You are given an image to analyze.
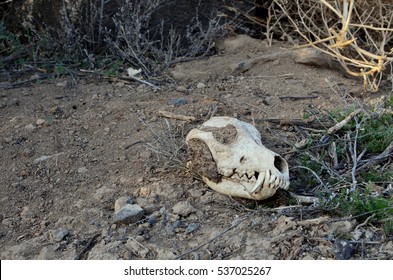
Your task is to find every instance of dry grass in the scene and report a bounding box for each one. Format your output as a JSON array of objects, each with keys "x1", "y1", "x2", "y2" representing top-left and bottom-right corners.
[
  {"x1": 224, "y1": 0, "x2": 393, "y2": 92},
  {"x1": 274, "y1": 0, "x2": 393, "y2": 92}
]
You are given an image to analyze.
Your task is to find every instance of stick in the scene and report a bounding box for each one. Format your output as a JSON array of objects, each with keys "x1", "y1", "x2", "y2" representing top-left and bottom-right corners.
[
  {"x1": 355, "y1": 140, "x2": 393, "y2": 175},
  {"x1": 33, "y1": 152, "x2": 63, "y2": 164},
  {"x1": 157, "y1": 110, "x2": 196, "y2": 122},
  {"x1": 119, "y1": 75, "x2": 161, "y2": 91},
  {"x1": 230, "y1": 50, "x2": 291, "y2": 73},
  {"x1": 327, "y1": 109, "x2": 362, "y2": 135},
  {"x1": 243, "y1": 73, "x2": 294, "y2": 79},
  {"x1": 279, "y1": 96, "x2": 319, "y2": 101},
  {"x1": 0, "y1": 74, "x2": 52, "y2": 90},
  {"x1": 79, "y1": 69, "x2": 161, "y2": 90},
  {"x1": 174, "y1": 214, "x2": 251, "y2": 259},
  {"x1": 74, "y1": 234, "x2": 100, "y2": 260}
]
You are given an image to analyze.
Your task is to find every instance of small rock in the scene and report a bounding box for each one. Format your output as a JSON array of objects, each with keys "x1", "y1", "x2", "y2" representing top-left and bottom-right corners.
[
  {"x1": 134, "y1": 235, "x2": 145, "y2": 243},
  {"x1": 114, "y1": 204, "x2": 144, "y2": 224},
  {"x1": 125, "y1": 239, "x2": 149, "y2": 258},
  {"x1": 49, "y1": 228, "x2": 69, "y2": 242},
  {"x1": 176, "y1": 85, "x2": 187, "y2": 93},
  {"x1": 20, "y1": 206, "x2": 36, "y2": 220},
  {"x1": 165, "y1": 220, "x2": 182, "y2": 235},
  {"x1": 22, "y1": 148, "x2": 35, "y2": 158},
  {"x1": 36, "y1": 119, "x2": 46, "y2": 126},
  {"x1": 2, "y1": 218, "x2": 12, "y2": 226},
  {"x1": 172, "y1": 201, "x2": 196, "y2": 217},
  {"x1": 114, "y1": 196, "x2": 134, "y2": 213},
  {"x1": 168, "y1": 98, "x2": 187, "y2": 107},
  {"x1": 196, "y1": 82, "x2": 206, "y2": 89},
  {"x1": 77, "y1": 167, "x2": 88, "y2": 173},
  {"x1": 25, "y1": 124, "x2": 36, "y2": 131},
  {"x1": 93, "y1": 186, "x2": 115, "y2": 202},
  {"x1": 301, "y1": 254, "x2": 315, "y2": 260},
  {"x1": 172, "y1": 220, "x2": 182, "y2": 229},
  {"x1": 334, "y1": 240, "x2": 355, "y2": 260},
  {"x1": 147, "y1": 215, "x2": 157, "y2": 226},
  {"x1": 185, "y1": 223, "x2": 199, "y2": 234},
  {"x1": 139, "y1": 186, "x2": 151, "y2": 196},
  {"x1": 56, "y1": 81, "x2": 67, "y2": 87},
  {"x1": 188, "y1": 188, "x2": 204, "y2": 198}
]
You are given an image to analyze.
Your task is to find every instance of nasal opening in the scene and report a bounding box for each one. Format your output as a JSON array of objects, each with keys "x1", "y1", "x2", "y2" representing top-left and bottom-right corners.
[{"x1": 274, "y1": 155, "x2": 287, "y2": 172}]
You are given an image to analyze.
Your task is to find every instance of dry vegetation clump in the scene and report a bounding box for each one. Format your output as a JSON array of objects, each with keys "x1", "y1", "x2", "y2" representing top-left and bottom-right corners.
[{"x1": 225, "y1": 0, "x2": 393, "y2": 92}]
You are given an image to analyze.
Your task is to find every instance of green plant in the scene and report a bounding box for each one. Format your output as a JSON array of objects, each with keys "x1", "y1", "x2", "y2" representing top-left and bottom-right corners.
[{"x1": 0, "y1": 21, "x2": 21, "y2": 55}]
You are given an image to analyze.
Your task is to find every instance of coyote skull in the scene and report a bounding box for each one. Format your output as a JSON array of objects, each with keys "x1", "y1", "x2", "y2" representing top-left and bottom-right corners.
[{"x1": 186, "y1": 117, "x2": 289, "y2": 200}]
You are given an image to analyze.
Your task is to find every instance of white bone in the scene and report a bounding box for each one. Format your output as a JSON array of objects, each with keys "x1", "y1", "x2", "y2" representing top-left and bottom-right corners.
[{"x1": 186, "y1": 117, "x2": 290, "y2": 200}]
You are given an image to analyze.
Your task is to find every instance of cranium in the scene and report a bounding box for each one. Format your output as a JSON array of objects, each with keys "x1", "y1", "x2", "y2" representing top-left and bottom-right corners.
[{"x1": 186, "y1": 117, "x2": 289, "y2": 200}]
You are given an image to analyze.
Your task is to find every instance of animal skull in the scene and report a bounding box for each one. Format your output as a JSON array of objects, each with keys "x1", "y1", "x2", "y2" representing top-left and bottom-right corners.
[{"x1": 186, "y1": 117, "x2": 289, "y2": 200}]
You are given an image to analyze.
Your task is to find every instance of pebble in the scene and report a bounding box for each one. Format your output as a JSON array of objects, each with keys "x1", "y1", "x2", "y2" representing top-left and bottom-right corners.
[
  {"x1": 172, "y1": 220, "x2": 182, "y2": 229},
  {"x1": 114, "y1": 196, "x2": 134, "y2": 213},
  {"x1": 25, "y1": 124, "x2": 36, "y2": 131},
  {"x1": 196, "y1": 82, "x2": 206, "y2": 89},
  {"x1": 176, "y1": 86, "x2": 187, "y2": 93},
  {"x1": 22, "y1": 148, "x2": 35, "y2": 158},
  {"x1": 56, "y1": 81, "x2": 67, "y2": 87},
  {"x1": 139, "y1": 186, "x2": 151, "y2": 196},
  {"x1": 172, "y1": 201, "x2": 196, "y2": 217},
  {"x1": 185, "y1": 223, "x2": 199, "y2": 234},
  {"x1": 36, "y1": 119, "x2": 46, "y2": 126},
  {"x1": 93, "y1": 186, "x2": 116, "y2": 203},
  {"x1": 114, "y1": 204, "x2": 144, "y2": 224},
  {"x1": 333, "y1": 240, "x2": 354, "y2": 260},
  {"x1": 168, "y1": 98, "x2": 187, "y2": 107},
  {"x1": 20, "y1": 206, "x2": 36, "y2": 220},
  {"x1": 77, "y1": 167, "x2": 88, "y2": 173},
  {"x1": 147, "y1": 215, "x2": 157, "y2": 226},
  {"x1": 49, "y1": 228, "x2": 69, "y2": 242},
  {"x1": 165, "y1": 220, "x2": 181, "y2": 235}
]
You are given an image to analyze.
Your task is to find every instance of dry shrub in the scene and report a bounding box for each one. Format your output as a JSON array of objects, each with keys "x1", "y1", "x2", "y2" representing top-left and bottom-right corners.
[{"x1": 273, "y1": 0, "x2": 393, "y2": 92}]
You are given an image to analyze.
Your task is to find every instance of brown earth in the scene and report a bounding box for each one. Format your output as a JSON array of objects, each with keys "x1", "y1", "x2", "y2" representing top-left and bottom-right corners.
[{"x1": 1, "y1": 35, "x2": 392, "y2": 260}]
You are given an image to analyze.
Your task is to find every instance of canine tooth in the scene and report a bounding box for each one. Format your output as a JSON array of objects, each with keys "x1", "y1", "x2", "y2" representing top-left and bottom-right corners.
[
  {"x1": 250, "y1": 176, "x2": 256, "y2": 183},
  {"x1": 251, "y1": 171, "x2": 265, "y2": 193},
  {"x1": 241, "y1": 174, "x2": 248, "y2": 181},
  {"x1": 247, "y1": 171, "x2": 254, "y2": 179},
  {"x1": 263, "y1": 169, "x2": 271, "y2": 189}
]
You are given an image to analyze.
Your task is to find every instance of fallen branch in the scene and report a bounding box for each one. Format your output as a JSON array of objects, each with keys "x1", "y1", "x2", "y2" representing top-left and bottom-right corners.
[
  {"x1": 157, "y1": 110, "x2": 196, "y2": 122},
  {"x1": 79, "y1": 69, "x2": 161, "y2": 90},
  {"x1": 355, "y1": 140, "x2": 393, "y2": 175},
  {"x1": 327, "y1": 109, "x2": 362, "y2": 135}
]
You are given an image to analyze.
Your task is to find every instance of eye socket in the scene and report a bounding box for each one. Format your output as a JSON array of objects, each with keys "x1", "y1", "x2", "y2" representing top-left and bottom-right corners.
[{"x1": 274, "y1": 155, "x2": 287, "y2": 172}]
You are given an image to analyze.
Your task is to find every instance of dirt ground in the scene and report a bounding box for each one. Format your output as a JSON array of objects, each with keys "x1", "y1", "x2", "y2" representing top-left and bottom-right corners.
[{"x1": 1, "y1": 35, "x2": 392, "y2": 260}]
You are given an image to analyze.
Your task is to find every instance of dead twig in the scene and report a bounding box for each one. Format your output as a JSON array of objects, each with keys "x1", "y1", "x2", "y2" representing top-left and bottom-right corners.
[
  {"x1": 174, "y1": 214, "x2": 251, "y2": 259},
  {"x1": 327, "y1": 109, "x2": 362, "y2": 135},
  {"x1": 355, "y1": 140, "x2": 393, "y2": 175},
  {"x1": 79, "y1": 69, "x2": 161, "y2": 90},
  {"x1": 157, "y1": 110, "x2": 196, "y2": 122}
]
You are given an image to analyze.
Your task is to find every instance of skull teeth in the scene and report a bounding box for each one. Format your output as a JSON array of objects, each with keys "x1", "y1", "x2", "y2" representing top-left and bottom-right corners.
[
  {"x1": 220, "y1": 168, "x2": 234, "y2": 177},
  {"x1": 225, "y1": 168, "x2": 289, "y2": 192}
]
